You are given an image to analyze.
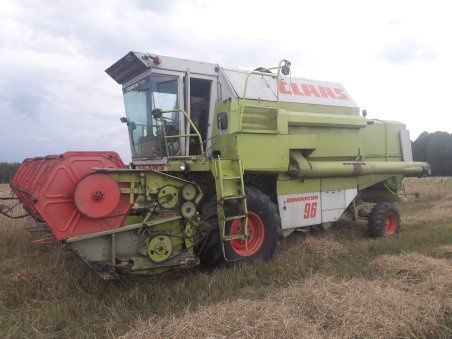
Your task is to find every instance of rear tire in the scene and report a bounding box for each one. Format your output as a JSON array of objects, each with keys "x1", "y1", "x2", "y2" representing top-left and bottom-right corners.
[{"x1": 368, "y1": 202, "x2": 400, "y2": 237}]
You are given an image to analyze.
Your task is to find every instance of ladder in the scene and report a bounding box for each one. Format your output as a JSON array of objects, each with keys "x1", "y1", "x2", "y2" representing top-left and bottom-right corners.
[{"x1": 212, "y1": 157, "x2": 249, "y2": 260}]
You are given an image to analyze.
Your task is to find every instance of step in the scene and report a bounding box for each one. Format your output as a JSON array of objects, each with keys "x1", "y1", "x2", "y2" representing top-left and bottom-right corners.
[
  {"x1": 240, "y1": 128, "x2": 278, "y2": 134},
  {"x1": 242, "y1": 113, "x2": 272, "y2": 122},
  {"x1": 222, "y1": 195, "x2": 245, "y2": 201},
  {"x1": 222, "y1": 233, "x2": 246, "y2": 241},
  {"x1": 225, "y1": 214, "x2": 247, "y2": 222}
]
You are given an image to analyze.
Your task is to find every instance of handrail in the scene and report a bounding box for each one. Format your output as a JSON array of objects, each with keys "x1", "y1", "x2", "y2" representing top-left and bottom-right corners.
[
  {"x1": 161, "y1": 108, "x2": 205, "y2": 159},
  {"x1": 238, "y1": 59, "x2": 290, "y2": 131},
  {"x1": 160, "y1": 119, "x2": 171, "y2": 159}
]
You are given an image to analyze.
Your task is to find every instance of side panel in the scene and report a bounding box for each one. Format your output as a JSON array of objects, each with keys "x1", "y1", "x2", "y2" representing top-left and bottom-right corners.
[
  {"x1": 400, "y1": 130, "x2": 413, "y2": 162},
  {"x1": 277, "y1": 177, "x2": 357, "y2": 229},
  {"x1": 289, "y1": 125, "x2": 362, "y2": 160},
  {"x1": 320, "y1": 188, "x2": 357, "y2": 223},
  {"x1": 278, "y1": 192, "x2": 321, "y2": 229},
  {"x1": 237, "y1": 134, "x2": 289, "y2": 172},
  {"x1": 360, "y1": 120, "x2": 405, "y2": 162}
]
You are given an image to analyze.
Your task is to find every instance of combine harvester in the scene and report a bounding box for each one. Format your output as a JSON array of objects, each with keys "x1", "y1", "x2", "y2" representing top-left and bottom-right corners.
[{"x1": 4, "y1": 52, "x2": 430, "y2": 278}]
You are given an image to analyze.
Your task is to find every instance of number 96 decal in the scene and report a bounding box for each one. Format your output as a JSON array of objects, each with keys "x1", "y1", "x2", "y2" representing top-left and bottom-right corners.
[{"x1": 303, "y1": 202, "x2": 318, "y2": 219}]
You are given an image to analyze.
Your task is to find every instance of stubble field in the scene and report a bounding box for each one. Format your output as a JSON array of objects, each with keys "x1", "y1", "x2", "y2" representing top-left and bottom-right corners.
[{"x1": 0, "y1": 177, "x2": 451, "y2": 338}]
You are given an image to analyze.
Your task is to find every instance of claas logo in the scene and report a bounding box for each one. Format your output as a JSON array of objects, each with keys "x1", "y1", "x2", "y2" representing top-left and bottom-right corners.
[{"x1": 279, "y1": 81, "x2": 348, "y2": 100}]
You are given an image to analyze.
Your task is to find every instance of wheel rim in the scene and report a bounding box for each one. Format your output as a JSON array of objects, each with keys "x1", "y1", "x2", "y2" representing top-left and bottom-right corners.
[
  {"x1": 384, "y1": 213, "x2": 397, "y2": 235},
  {"x1": 230, "y1": 212, "x2": 265, "y2": 256}
]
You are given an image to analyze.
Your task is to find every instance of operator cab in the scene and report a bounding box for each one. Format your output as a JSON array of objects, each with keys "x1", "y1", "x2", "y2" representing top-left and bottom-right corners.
[
  {"x1": 106, "y1": 52, "x2": 219, "y2": 167},
  {"x1": 122, "y1": 74, "x2": 179, "y2": 158}
]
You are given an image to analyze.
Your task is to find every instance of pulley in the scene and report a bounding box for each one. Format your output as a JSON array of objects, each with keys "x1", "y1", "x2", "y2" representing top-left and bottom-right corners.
[
  {"x1": 157, "y1": 185, "x2": 179, "y2": 209},
  {"x1": 147, "y1": 235, "x2": 173, "y2": 262},
  {"x1": 181, "y1": 184, "x2": 197, "y2": 201},
  {"x1": 181, "y1": 201, "x2": 197, "y2": 219}
]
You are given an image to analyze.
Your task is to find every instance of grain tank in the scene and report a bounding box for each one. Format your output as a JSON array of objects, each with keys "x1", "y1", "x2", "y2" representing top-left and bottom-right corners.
[{"x1": 7, "y1": 52, "x2": 429, "y2": 277}]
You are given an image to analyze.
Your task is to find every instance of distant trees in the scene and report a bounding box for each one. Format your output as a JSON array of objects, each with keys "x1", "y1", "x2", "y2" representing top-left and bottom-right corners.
[
  {"x1": 413, "y1": 131, "x2": 452, "y2": 176},
  {"x1": 0, "y1": 163, "x2": 20, "y2": 183}
]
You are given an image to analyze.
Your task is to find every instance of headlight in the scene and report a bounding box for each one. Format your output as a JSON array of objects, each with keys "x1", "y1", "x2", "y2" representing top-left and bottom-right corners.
[{"x1": 179, "y1": 161, "x2": 189, "y2": 172}]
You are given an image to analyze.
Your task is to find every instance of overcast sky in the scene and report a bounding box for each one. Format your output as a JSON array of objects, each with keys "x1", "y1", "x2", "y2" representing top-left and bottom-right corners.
[{"x1": 1, "y1": 0, "x2": 451, "y2": 162}]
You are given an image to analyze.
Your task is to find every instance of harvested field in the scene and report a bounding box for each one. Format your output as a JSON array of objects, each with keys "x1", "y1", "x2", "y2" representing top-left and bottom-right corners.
[{"x1": 0, "y1": 178, "x2": 452, "y2": 338}]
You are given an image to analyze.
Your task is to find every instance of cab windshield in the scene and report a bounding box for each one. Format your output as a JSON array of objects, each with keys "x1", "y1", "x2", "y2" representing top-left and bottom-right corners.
[{"x1": 123, "y1": 74, "x2": 179, "y2": 159}]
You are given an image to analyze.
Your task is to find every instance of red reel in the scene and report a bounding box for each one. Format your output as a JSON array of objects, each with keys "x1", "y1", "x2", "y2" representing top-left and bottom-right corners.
[
  {"x1": 10, "y1": 151, "x2": 131, "y2": 241},
  {"x1": 74, "y1": 173, "x2": 121, "y2": 219}
]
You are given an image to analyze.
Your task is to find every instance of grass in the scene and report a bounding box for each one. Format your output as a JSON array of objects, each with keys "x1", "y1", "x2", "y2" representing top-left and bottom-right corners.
[{"x1": 0, "y1": 178, "x2": 452, "y2": 338}]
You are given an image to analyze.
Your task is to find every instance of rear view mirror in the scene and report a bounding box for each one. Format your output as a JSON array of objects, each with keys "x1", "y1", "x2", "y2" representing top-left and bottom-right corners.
[
  {"x1": 129, "y1": 121, "x2": 136, "y2": 130},
  {"x1": 151, "y1": 108, "x2": 163, "y2": 119},
  {"x1": 217, "y1": 112, "x2": 228, "y2": 131},
  {"x1": 120, "y1": 117, "x2": 136, "y2": 130}
]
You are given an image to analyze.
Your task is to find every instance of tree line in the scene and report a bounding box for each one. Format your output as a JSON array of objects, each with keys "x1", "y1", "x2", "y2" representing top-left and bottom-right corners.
[
  {"x1": 412, "y1": 131, "x2": 452, "y2": 176},
  {"x1": 0, "y1": 163, "x2": 21, "y2": 183}
]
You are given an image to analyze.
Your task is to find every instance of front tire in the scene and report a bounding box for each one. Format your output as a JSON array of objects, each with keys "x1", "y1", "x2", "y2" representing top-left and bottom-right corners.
[
  {"x1": 223, "y1": 187, "x2": 279, "y2": 263},
  {"x1": 200, "y1": 187, "x2": 280, "y2": 268},
  {"x1": 368, "y1": 202, "x2": 401, "y2": 237}
]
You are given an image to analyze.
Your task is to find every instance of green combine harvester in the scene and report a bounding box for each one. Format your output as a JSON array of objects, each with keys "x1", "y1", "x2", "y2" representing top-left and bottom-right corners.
[{"x1": 7, "y1": 52, "x2": 430, "y2": 278}]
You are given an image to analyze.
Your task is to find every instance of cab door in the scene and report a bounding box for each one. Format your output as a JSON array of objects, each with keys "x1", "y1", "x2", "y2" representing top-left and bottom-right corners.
[
  {"x1": 149, "y1": 68, "x2": 186, "y2": 158},
  {"x1": 183, "y1": 72, "x2": 217, "y2": 157}
]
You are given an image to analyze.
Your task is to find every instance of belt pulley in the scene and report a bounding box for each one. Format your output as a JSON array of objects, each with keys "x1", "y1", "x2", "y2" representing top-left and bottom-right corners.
[{"x1": 156, "y1": 185, "x2": 179, "y2": 209}]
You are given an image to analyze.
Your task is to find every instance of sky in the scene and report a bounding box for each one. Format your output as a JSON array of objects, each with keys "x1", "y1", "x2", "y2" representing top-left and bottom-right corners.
[{"x1": 0, "y1": 0, "x2": 451, "y2": 162}]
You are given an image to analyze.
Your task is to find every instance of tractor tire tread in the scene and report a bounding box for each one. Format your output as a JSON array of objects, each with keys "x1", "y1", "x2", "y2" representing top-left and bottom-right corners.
[
  {"x1": 200, "y1": 186, "x2": 281, "y2": 269},
  {"x1": 368, "y1": 202, "x2": 401, "y2": 237}
]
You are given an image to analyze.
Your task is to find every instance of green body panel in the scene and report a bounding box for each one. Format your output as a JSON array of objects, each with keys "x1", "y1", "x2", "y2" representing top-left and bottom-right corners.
[
  {"x1": 320, "y1": 177, "x2": 358, "y2": 191},
  {"x1": 279, "y1": 101, "x2": 360, "y2": 116},
  {"x1": 286, "y1": 111, "x2": 367, "y2": 129},
  {"x1": 360, "y1": 121, "x2": 405, "y2": 161},
  {"x1": 210, "y1": 99, "x2": 419, "y2": 174},
  {"x1": 210, "y1": 98, "x2": 405, "y2": 174},
  {"x1": 277, "y1": 176, "x2": 321, "y2": 194},
  {"x1": 236, "y1": 134, "x2": 289, "y2": 172}
]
